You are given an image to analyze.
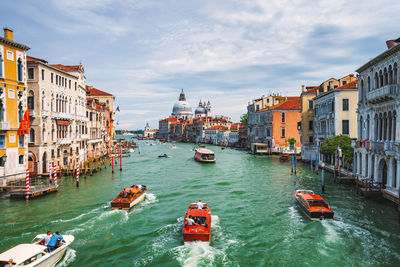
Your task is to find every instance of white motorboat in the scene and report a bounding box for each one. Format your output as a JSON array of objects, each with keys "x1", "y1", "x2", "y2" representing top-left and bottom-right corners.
[{"x1": 0, "y1": 234, "x2": 74, "y2": 267}]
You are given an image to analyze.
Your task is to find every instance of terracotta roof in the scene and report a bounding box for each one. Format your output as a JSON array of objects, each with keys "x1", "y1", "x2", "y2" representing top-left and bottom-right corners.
[
  {"x1": 275, "y1": 96, "x2": 300, "y2": 100},
  {"x1": 206, "y1": 125, "x2": 228, "y2": 130},
  {"x1": 230, "y1": 123, "x2": 241, "y2": 131},
  {"x1": 160, "y1": 117, "x2": 178, "y2": 122},
  {"x1": 304, "y1": 86, "x2": 319, "y2": 93},
  {"x1": 86, "y1": 85, "x2": 113, "y2": 96},
  {"x1": 259, "y1": 98, "x2": 301, "y2": 111},
  {"x1": 50, "y1": 64, "x2": 83, "y2": 71},
  {"x1": 335, "y1": 79, "x2": 359, "y2": 90},
  {"x1": 27, "y1": 56, "x2": 47, "y2": 63}
]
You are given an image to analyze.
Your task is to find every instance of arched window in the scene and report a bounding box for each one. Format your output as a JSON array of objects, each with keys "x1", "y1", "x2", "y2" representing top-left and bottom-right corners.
[
  {"x1": 384, "y1": 67, "x2": 388, "y2": 85},
  {"x1": 375, "y1": 72, "x2": 378, "y2": 88},
  {"x1": 366, "y1": 115, "x2": 370, "y2": 139},
  {"x1": 379, "y1": 70, "x2": 383, "y2": 87},
  {"x1": 0, "y1": 53, "x2": 3, "y2": 77},
  {"x1": 18, "y1": 103, "x2": 23, "y2": 122},
  {"x1": 394, "y1": 63, "x2": 398, "y2": 85},
  {"x1": 42, "y1": 127, "x2": 46, "y2": 143},
  {"x1": 0, "y1": 100, "x2": 4, "y2": 121},
  {"x1": 19, "y1": 155, "x2": 24, "y2": 165},
  {"x1": 359, "y1": 80, "x2": 364, "y2": 100},
  {"x1": 367, "y1": 76, "x2": 371, "y2": 91},
  {"x1": 389, "y1": 65, "x2": 393, "y2": 84},
  {"x1": 359, "y1": 116, "x2": 363, "y2": 139},
  {"x1": 28, "y1": 91, "x2": 34, "y2": 110},
  {"x1": 17, "y1": 58, "x2": 23, "y2": 82},
  {"x1": 30, "y1": 128, "x2": 35, "y2": 144}
]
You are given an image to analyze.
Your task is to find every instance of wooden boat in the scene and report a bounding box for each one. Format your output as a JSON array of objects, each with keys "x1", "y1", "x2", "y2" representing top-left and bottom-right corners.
[
  {"x1": 111, "y1": 185, "x2": 148, "y2": 210},
  {"x1": 295, "y1": 190, "x2": 334, "y2": 220},
  {"x1": 158, "y1": 154, "x2": 168, "y2": 158},
  {"x1": 221, "y1": 146, "x2": 225, "y2": 150},
  {"x1": 194, "y1": 148, "x2": 216, "y2": 163},
  {"x1": 183, "y1": 203, "x2": 212, "y2": 242},
  {"x1": 199, "y1": 144, "x2": 206, "y2": 148},
  {"x1": 0, "y1": 234, "x2": 74, "y2": 266},
  {"x1": 279, "y1": 154, "x2": 290, "y2": 161}
]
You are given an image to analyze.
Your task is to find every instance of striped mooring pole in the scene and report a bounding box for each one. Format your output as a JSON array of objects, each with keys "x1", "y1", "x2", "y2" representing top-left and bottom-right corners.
[
  {"x1": 25, "y1": 168, "x2": 30, "y2": 200},
  {"x1": 54, "y1": 163, "x2": 58, "y2": 187},
  {"x1": 49, "y1": 161, "x2": 53, "y2": 182},
  {"x1": 76, "y1": 163, "x2": 79, "y2": 187}
]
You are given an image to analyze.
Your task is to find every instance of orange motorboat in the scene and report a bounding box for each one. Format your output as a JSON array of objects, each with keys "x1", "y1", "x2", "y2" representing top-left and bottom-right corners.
[
  {"x1": 111, "y1": 185, "x2": 148, "y2": 210},
  {"x1": 199, "y1": 144, "x2": 206, "y2": 148},
  {"x1": 279, "y1": 154, "x2": 290, "y2": 161},
  {"x1": 295, "y1": 190, "x2": 334, "y2": 220},
  {"x1": 183, "y1": 203, "x2": 212, "y2": 242}
]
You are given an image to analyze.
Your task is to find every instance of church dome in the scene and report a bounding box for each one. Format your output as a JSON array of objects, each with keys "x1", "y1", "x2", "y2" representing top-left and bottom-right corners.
[
  {"x1": 171, "y1": 89, "x2": 193, "y2": 119},
  {"x1": 195, "y1": 106, "x2": 206, "y2": 115}
]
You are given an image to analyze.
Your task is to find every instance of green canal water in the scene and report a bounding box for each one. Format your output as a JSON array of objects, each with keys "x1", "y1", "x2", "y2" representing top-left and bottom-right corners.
[{"x1": 1, "y1": 140, "x2": 400, "y2": 266}]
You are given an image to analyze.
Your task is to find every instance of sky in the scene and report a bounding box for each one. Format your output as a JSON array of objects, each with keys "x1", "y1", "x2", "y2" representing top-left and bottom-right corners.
[{"x1": 3, "y1": 0, "x2": 400, "y2": 129}]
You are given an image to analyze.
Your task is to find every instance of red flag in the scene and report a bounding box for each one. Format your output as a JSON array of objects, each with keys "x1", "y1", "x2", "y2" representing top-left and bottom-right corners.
[{"x1": 18, "y1": 106, "x2": 30, "y2": 138}]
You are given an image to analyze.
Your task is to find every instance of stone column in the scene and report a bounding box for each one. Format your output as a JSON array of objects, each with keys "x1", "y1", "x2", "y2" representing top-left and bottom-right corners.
[
  {"x1": 396, "y1": 158, "x2": 400, "y2": 191},
  {"x1": 393, "y1": 114, "x2": 396, "y2": 142}
]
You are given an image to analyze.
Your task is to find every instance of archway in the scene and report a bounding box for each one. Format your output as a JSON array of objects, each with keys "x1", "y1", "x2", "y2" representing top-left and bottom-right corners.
[
  {"x1": 42, "y1": 152, "x2": 47, "y2": 173},
  {"x1": 378, "y1": 158, "x2": 388, "y2": 188},
  {"x1": 63, "y1": 150, "x2": 69, "y2": 167},
  {"x1": 28, "y1": 152, "x2": 37, "y2": 174}
]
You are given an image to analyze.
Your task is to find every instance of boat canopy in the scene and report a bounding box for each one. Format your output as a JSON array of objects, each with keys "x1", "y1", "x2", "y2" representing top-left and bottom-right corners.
[
  {"x1": 0, "y1": 244, "x2": 47, "y2": 264},
  {"x1": 196, "y1": 148, "x2": 214, "y2": 154}
]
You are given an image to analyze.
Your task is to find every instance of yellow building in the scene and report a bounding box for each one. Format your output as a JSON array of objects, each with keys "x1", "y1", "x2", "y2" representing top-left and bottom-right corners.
[{"x1": 0, "y1": 28, "x2": 30, "y2": 183}]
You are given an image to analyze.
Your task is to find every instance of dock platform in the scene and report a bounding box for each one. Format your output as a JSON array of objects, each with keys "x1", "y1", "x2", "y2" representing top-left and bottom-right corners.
[{"x1": 9, "y1": 184, "x2": 58, "y2": 199}]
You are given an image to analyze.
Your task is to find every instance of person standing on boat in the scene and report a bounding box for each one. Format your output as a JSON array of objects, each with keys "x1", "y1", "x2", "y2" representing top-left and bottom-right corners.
[
  {"x1": 47, "y1": 231, "x2": 64, "y2": 252},
  {"x1": 122, "y1": 188, "x2": 128, "y2": 198},
  {"x1": 44, "y1": 231, "x2": 52, "y2": 246},
  {"x1": 196, "y1": 199, "x2": 203, "y2": 209}
]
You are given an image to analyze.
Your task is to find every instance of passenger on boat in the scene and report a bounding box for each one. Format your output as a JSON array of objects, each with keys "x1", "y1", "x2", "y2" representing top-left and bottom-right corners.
[
  {"x1": 47, "y1": 231, "x2": 64, "y2": 252},
  {"x1": 122, "y1": 188, "x2": 128, "y2": 198},
  {"x1": 4, "y1": 259, "x2": 14, "y2": 267},
  {"x1": 196, "y1": 199, "x2": 203, "y2": 209},
  {"x1": 44, "y1": 231, "x2": 52, "y2": 246},
  {"x1": 186, "y1": 215, "x2": 197, "y2": 226},
  {"x1": 138, "y1": 185, "x2": 142, "y2": 190}
]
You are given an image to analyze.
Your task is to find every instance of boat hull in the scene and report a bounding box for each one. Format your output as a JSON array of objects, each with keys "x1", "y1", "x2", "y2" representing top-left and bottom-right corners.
[
  {"x1": 296, "y1": 198, "x2": 334, "y2": 220},
  {"x1": 111, "y1": 189, "x2": 147, "y2": 210},
  {"x1": 194, "y1": 156, "x2": 216, "y2": 163},
  {"x1": 183, "y1": 232, "x2": 211, "y2": 242},
  {"x1": 182, "y1": 204, "x2": 212, "y2": 242},
  {"x1": 32, "y1": 247, "x2": 68, "y2": 267}
]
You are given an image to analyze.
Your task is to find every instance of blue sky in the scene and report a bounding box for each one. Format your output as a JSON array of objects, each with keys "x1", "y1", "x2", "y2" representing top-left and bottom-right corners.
[{"x1": 3, "y1": 0, "x2": 400, "y2": 129}]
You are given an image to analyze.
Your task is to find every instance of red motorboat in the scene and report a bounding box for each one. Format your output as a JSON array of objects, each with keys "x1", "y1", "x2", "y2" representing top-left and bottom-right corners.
[
  {"x1": 183, "y1": 203, "x2": 212, "y2": 242},
  {"x1": 295, "y1": 190, "x2": 334, "y2": 220},
  {"x1": 194, "y1": 148, "x2": 216, "y2": 163}
]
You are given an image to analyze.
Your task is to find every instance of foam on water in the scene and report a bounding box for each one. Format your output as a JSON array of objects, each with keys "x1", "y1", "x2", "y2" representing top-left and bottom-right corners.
[
  {"x1": 56, "y1": 248, "x2": 76, "y2": 267},
  {"x1": 174, "y1": 241, "x2": 217, "y2": 267},
  {"x1": 51, "y1": 206, "x2": 103, "y2": 224}
]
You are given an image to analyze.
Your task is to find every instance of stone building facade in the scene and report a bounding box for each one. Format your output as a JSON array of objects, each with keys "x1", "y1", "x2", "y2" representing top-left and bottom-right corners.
[
  {"x1": 27, "y1": 56, "x2": 88, "y2": 173},
  {"x1": 354, "y1": 38, "x2": 400, "y2": 203}
]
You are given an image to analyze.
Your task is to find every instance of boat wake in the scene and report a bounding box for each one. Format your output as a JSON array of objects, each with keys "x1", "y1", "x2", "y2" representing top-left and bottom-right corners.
[
  {"x1": 143, "y1": 193, "x2": 157, "y2": 205},
  {"x1": 50, "y1": 206, "x2": 103, "y2": 224},
  {"x1": 56, "y1": 248, "x2": 76, "y2": 267},
  {"x1": 173, "y1": 241, "x2": 218, "y2": 267}
]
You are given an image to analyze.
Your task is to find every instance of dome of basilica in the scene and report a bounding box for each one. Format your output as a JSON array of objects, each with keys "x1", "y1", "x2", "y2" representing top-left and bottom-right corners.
[{"x1": 171, "y1": 89, "x2": 193, "y2": 120}]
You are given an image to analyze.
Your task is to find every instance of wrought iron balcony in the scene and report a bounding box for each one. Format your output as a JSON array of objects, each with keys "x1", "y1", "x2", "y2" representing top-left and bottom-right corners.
[{"x1": 367, "y1": 84, "x2": 398, "y2": 103}]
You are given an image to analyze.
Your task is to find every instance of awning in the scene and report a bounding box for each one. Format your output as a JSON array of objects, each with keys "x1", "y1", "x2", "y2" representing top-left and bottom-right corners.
[{"x1": 57, "y1": 120, "x2": 70, "y2": 126}]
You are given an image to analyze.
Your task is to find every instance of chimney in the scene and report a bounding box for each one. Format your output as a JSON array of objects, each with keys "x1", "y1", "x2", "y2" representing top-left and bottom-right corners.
[
  {"x1": 386, "y1": 40, "x2": 398, "y2": 49},
  {"x1": 301, "y1": 85, "x2": 305, "y2": 92},
  {"x1": 3, "y1": 27, "x2": 13, "y2": 40}
]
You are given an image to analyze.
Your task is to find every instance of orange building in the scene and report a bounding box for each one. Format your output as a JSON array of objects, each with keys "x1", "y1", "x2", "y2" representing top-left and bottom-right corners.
[{"x1": 257, "y1": 98, "x2": 301, "y2": 152}]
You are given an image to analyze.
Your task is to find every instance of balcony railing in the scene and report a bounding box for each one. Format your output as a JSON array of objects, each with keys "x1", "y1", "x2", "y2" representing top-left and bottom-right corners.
[
  {"x1": 42, "y1": 110, "x2": 49, "y2": 117},
  {"x1": 0, "y1": 121, "x2": 10, "y2": 130},
  {"x1": 53, "y1": 112, "x2": 73, "y2": 120},
  {"x1": 367, "y1": 84, "x2": 398, "y2": 103},
  {"x1": 59, "y1": 138, "x2": 72, "y2": 145}
]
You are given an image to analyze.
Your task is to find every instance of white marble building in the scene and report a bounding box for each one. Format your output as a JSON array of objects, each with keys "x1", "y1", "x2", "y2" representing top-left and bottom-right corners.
[{"x1": 354, "y1": 38, "x2": 400, "y2": 202}]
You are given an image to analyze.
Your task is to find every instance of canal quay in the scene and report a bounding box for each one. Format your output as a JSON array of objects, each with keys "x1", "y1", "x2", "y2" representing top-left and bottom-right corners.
[{"x1": 1, "y1": 140, "x2": 400, "y2": 267}]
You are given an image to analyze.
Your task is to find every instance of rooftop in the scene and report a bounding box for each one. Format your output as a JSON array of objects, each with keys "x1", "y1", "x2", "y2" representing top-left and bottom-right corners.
[
  {"x1": 86, "y1": 85, "x2": 114, "y2": 97},
  {"x1": 50, "y1": 64, "x2": 83, "y2": 72},
  {"x1": 258, "y1": 98, "x2": 301, "y2": 111},
  {"x1": 206, "y1": 125, "x2": 228, "y2": 130}
]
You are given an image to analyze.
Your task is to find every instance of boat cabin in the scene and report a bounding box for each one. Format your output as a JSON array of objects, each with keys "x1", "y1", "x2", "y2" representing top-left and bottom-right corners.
[
  {"x1": 250, "y1": 143, "x2": 269, "y2": 154},
  {"x1": 0, "y1": 244, "x2": 48, "y2": 266}
]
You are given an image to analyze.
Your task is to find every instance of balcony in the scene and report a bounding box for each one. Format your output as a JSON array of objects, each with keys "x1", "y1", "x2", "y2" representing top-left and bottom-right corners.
[
  {"x1": 53, "y1": 112, "x2": 73, "y2": 120},
  {"x1": 0, "y1": 121, "x2": 10, "y2": 130},
  {"x1": 29, "y1": 109, "x2": 36, "y2": 117},
  {"x1": 367, "y1": 84, "x2": 398, "y2": 104},
  {"x1": 59, "y1": 138, "x2": 72, "y2": 145},
  {"x1": 42, "y1": 110, "x2": 49, "y2": 117},
  {"x1": 88, "y1": 138, "x2": 103, "y2": 144}
]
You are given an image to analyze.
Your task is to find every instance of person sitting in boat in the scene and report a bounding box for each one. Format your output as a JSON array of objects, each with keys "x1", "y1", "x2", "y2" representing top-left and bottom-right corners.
[
  {"x1": 122, "y1": 188, "x2": 128, "y2": 198},
  {"x1": 44, "y1": 231, "x2": 52, "y2": 246},
  {"x1": 186, "y1": 215, "x2": 197, "y2": 226},
  {"x1": 196, "y1": 199, "x2": 203, "y2": 209},
  {"x1": 47, "y1": 231, "x2": 64, "y2": 252},
  {"x1": 4, "y1": 259, "x2": 14, "y2": 267}
]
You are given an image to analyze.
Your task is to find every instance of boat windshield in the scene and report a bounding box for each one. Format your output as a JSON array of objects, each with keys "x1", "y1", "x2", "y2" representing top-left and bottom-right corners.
[
  {"x1": 193, "y1": 216, "x2": 207, "y2": 226},
  {"x1": 308, "y1": 200, "x2": 329, "y2": 208}
]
